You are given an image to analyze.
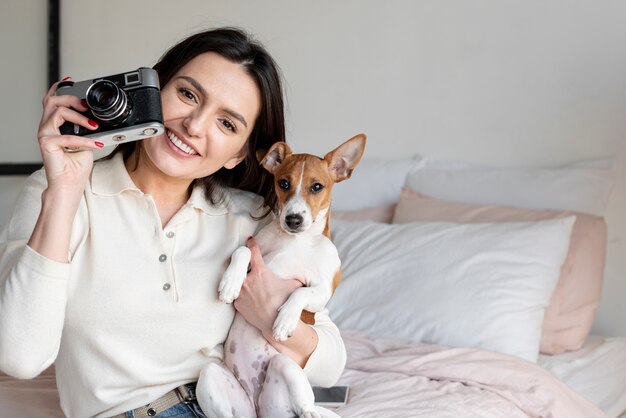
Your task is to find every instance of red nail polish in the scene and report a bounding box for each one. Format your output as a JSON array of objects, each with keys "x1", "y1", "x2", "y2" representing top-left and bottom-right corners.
[
  {"x1": 61, "y1": 76, "x2": 72, "y2": 81},
  {"x1": 88, "y1": 120, "x2": 99, "y2": 128},
  {"x1": 81, "y1": 99, "x2": 88, "y2": 108},
  {"x1": 95, "y1": 141, "x2": 104, "y2": 148},
  {"x1": 247, "y1": 236, "x2": 253, "y2": 241}
]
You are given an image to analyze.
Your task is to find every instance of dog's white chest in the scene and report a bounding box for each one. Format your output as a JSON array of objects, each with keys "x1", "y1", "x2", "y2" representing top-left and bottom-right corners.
[{"x1": 257, "y1": 227, "x2": 340, "y2": 287}]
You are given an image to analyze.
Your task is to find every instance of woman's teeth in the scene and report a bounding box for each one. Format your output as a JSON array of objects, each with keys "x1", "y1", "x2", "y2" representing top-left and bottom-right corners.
[{"x1": 167, "y1": 131, "x2": 198, "y2": 155}]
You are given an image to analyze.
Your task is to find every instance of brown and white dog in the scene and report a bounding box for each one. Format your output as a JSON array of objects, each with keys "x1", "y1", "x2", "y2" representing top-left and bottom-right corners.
[{"x1": 197, "y1": 134, "x2": 366, "y2": 418}]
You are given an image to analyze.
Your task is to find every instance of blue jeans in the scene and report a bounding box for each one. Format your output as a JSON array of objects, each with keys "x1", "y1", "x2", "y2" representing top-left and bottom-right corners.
[{"x1": 124, "y1": 401, "x2": 207, "y2": 418}]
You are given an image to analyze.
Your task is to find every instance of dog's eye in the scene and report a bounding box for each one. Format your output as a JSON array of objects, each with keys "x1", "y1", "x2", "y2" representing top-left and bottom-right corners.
[
  {"x1": 310, "y1": 183, "x2": 324, "y2": 194},
  {"x1": 278, "y1": 179, "x2": 290, "y2": 190}
]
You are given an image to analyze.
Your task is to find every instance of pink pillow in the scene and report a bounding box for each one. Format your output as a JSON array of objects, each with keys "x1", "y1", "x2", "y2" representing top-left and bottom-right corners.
[
  {"x1": 393, "y1": 189, "x2": 607, "y2": 355},
  {"x1": 332, "y1": 203, "x2": 396, "y2": 224}
]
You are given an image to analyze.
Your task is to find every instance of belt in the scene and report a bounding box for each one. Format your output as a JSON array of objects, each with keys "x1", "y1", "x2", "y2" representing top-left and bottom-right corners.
[{"x1": 110, "y1": 383, "x2": 197, "y2": 418}]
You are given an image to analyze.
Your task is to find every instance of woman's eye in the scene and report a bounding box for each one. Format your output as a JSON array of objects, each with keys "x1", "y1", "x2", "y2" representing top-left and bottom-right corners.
[
  {"x1": 278, "y1": 179, "x2": 290, "y2": 190},
  {"x1": 310, "y1": 183, "x2": 324, "y2": 194},
  {"x1": 221, "y1": 119, "x2": 236, "y2": 133},
  {"x1": 179, "y1": 88, "x2": 197, "y2": 103}
]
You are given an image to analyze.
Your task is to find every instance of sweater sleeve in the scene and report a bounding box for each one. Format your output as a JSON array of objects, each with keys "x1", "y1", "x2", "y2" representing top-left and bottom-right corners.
[
  {"x1": 303, "y1": 309, "x2": 347, "y2": 387},
  {"x1": 0, "y1": 171, "x2": 71, "y2": 379}
]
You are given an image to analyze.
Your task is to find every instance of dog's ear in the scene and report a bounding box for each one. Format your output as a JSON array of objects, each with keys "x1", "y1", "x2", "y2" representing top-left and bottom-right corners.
[
  {"x1": 255, "y1": 149, "x2": 267, "y2": 163},
  {"x1": 259, "y1": 142, "x2": 292, "y2": 173},
  {"x1": 324, "y1": 134, "x2": 366, "y2": 183}
]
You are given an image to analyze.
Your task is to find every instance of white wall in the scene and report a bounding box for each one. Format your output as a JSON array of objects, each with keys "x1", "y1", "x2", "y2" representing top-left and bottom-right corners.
[
  {"x1": 1, "y1": 0, "x2": 625, "y2": 336},
  {"x1": 0, "y1": 0, "x2": 47, "y2": 162}
]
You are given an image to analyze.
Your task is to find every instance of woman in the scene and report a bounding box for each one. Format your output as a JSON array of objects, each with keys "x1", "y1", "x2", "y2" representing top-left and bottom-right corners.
[{"x1": 0, "y1": 27, "x2": 346, "y2": 418}]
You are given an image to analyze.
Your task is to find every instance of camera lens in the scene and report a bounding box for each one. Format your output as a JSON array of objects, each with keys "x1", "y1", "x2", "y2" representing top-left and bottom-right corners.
[{"x1": 86, "y1": 80, "x2": 130, "y2": 124}]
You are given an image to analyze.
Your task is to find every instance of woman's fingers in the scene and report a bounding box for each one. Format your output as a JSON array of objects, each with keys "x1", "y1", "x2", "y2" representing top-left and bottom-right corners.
[
  {"x1": 36, "y1": 78, "x2": 99, "y2": 191},
  {"x1": 39, "y1": 134, "x2": 104, "y2": 154},
  {"x1": 44, "y1": 76, "x2": 71, "y2": 98},
  {"x1": 246, "y1": 237, "x2": 266, "y2": 273},
  {"x1": 41, "y1": 93, "x2": 89, "y2": 124},
  {"x1": 39, "y1": 105, "x2": 98, "y2": 139},
  {"x1": 41, "y1": 77, "x2": 89, "y2": 122}
]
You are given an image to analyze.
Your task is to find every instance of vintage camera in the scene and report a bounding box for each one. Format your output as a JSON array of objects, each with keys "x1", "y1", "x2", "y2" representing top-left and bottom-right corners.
[{"x1": 55, "y1": 68, "x2": 164, "y2": 147}]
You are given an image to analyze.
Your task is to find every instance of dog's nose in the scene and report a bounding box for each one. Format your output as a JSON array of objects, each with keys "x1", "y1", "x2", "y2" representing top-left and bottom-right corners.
[{"x1": 285, "y1": 214, "x2": 303, "y2": 230}]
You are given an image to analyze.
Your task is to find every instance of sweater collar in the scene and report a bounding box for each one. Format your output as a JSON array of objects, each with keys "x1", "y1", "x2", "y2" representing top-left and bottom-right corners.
[{"x1": 91, "y1": 153, "x2": 228, "y2": 216}]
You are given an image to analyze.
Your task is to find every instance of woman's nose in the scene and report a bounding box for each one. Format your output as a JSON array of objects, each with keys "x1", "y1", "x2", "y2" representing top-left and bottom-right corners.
[{"x1": 182, "y1": 109, "x2": 209, "y2": 138}]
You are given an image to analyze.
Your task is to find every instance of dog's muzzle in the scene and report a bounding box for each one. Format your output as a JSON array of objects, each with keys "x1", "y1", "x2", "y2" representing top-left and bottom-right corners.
[{"x1": 285, "y1": 214, "x2": 304, "y2": 231}]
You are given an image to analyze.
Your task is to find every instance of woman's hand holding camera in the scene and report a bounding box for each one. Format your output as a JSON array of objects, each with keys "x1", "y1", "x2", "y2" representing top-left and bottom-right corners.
[
  {"x1": 38, "y1": 77, "x2": 103, "y2": 195},
  {"x1": 28, "y1": 77, "x2": 104, "y2": 263}
]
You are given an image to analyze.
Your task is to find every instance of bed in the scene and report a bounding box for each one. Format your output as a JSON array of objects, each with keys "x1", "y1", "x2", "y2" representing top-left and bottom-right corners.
[
  {"x1": 325, "y1": 153, "x2": 625, "y2": 417},
  {"x1": 1, "y1": 334, "x2": 625, "y2": 417},
  {"x1": 1, "y1": 154, "x2": 625, "y2": 417},
  {"x1": 332, "y1": 331, "x2": 626, "y2": 418},
  {"x1": 1, "y1": 333, "x2": 625, "y2": 417}
]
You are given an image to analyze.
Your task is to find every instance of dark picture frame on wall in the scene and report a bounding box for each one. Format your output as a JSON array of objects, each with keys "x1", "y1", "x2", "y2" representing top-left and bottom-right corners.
[{"x1": 0, "y1": 0, "x2": 58, "y2": 176}]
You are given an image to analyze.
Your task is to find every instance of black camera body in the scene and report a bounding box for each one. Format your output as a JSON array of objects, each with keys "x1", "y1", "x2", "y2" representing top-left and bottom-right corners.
[{"x1": 55, "y1": 68, "x2": 164, "y2": 147}]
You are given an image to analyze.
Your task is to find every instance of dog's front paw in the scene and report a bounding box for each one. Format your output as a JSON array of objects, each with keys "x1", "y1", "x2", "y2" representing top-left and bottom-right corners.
[
  {"x1": 218, "y1": 247, "x2": 251, "y2": 304},
  {"x1": 272, "y1": 303, "x2": 302, "y2": 341},
  {"x1": 218, "y1": 269, "x2": 245, "y2": 304}
]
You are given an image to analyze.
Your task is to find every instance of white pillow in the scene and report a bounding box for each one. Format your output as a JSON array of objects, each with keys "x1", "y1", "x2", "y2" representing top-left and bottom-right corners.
[
  {"x1": 404, "y1": 156, "x2": 614, "y2": 216},
  {"x1": 331, "y1": 156, "x2": 420, "y2": 211},
  {"x1": 328, "y1": 217, "x2": 576, "y2": 363}
]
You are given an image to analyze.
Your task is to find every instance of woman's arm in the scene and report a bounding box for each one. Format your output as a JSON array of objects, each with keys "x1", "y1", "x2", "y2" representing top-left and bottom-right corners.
[
  {"x1": 0, "y1": 174, "x2": 74, "y2": 378},
  {"x1": 30, "y1": 78, "x2": 102, "y2": 262},
  {"x1": 0, "y1": 78, "x2": 101, "y2": 378},
  {"x1": 301, "y1": 310, "x2": 346, "y2": 387}
]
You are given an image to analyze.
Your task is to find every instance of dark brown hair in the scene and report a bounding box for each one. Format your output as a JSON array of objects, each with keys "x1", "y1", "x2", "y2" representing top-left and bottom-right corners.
[{"x1": 106, "y1": 27, "x2": 284, "y2": 214}]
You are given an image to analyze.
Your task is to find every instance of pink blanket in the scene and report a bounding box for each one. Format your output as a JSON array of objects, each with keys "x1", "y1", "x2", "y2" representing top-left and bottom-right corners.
[{"x1": 333, "y1": 331, "x2": 606, "y2": 417}]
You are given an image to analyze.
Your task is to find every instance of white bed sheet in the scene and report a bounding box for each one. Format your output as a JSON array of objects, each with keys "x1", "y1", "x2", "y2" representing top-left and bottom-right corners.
[{"x1": 539, "y1": 335, "x2": 626, "y2": 418}]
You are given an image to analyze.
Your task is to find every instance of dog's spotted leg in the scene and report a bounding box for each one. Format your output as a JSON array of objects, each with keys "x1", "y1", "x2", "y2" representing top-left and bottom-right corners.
[
  {"x1": 219, "y1": 246, "x2": 252, "y2": 304},
  {"x1": 258, "y1": 354, "x2": 319, "y2": 418},
  {"x1": 197, "y1": 362, "x2": 255, "y2": 418}
]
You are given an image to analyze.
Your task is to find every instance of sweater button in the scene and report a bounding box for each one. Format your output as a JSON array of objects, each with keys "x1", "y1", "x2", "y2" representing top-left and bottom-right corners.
[
  {"x1": 163, "y1": 283, "x2": 171, "y2": 291},
  {"x1": 166, "y1": 231, "x2": 175, "y2": 238},
  {"x1": 159, "y1": 254, "x2": 167, "y2": 262}
]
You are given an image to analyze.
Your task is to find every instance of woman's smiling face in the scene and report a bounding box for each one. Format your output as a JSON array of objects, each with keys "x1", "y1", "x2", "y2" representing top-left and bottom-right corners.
[{"x1": 140, "y1": 51, "x2": 261, "y2": 181}]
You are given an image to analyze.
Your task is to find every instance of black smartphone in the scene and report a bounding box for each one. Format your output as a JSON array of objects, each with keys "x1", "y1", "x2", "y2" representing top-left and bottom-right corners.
[{"x1": 312, "y1": 385, "x2": 349, "y2": 407}]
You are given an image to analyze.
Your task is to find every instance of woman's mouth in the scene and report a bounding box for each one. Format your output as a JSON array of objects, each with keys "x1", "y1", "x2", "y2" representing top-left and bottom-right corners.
[{"x1": 167, "y1": 130, "x2": 198, "y2": 156}]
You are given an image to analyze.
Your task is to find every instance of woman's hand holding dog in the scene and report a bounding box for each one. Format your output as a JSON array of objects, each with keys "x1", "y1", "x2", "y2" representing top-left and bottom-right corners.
[
  {"x1": 234, "y1": 238, "x2": 302, "y2": 335},
  {"x1": 234, "y1": 238, "x2": 318, "y2": 367}
]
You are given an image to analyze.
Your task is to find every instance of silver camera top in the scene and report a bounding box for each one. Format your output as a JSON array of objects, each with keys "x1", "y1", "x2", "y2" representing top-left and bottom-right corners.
[{"x1": 56, "y1": 68, "x2": 160, "y2": 98}]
